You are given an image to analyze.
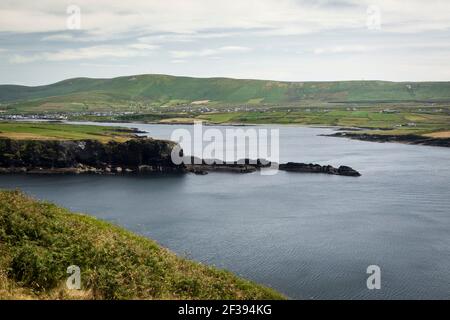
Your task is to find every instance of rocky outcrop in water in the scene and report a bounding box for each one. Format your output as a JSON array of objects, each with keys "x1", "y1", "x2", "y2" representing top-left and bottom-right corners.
[
  {"x1": 185, "y1": 157, "x2": 269, "y2": 174},
  {"x1": 326, "y1": 132, "x2": 450, "y2": 148},
  {"x1": 0, "y1": 138, "x2": 361, "y2": 176},
  {"x1": 278, "y1": 162, "x2": 361, "y2": 176},
  {"x1": 185, "y1": 157, "x2": 361, "y2": 176},
  {"x1": 0, "y1": 138, "x2": 185, "y2": 174}
]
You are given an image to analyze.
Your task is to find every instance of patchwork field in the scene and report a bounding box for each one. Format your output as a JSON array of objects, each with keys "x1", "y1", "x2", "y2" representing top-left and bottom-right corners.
[{"x1": 0, "y1": 122, "x2": 137, "y2": 142}]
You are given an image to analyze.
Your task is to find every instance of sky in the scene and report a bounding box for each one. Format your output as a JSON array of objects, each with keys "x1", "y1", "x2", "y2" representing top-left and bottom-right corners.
[{"x1": 0, "y1": 0, "x2": 450, "y2": 86}]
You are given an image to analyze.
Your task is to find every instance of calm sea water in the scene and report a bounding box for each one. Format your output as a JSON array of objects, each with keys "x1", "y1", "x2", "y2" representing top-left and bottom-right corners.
[{"x1": 1, "y1": 123, "x2": 449, "y2": 299}]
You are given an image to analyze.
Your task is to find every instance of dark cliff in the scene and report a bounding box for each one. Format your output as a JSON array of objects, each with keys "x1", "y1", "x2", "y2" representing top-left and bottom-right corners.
[
  {"x1": 0, "y1": 138, "x2": 185, "y2": 173},
  {"x1": 0, "y1": 138, "x2": 361, "y2": 176}
]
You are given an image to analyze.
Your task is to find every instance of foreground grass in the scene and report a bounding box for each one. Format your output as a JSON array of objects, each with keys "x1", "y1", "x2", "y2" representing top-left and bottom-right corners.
[
  {"x1": 0, "y1": 122, "x2": 136, "y2": 142},
  {"x1": 0, "y1": 190, "x2": 284, "y2": 300}
]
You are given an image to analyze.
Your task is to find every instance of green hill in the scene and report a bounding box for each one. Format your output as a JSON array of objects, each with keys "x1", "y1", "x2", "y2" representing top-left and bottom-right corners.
[
  {"x1": 0, "y1": 190, "x2": 284, "y2": 299},
  {"x1": 1, "y1": 74, "x2": 450, "y2": 112}
]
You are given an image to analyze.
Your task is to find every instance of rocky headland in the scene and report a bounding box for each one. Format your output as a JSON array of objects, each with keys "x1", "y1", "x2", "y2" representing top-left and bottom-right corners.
[
  {"x1": 0, "y1": 138, "x2": 361, "y2": 177},
  {"x1": 185, "y1": 157, "x2": 361, "y2": 176},
  {"x1": 326, "y1": 132, "x2": 450, "y2": 148},
  {"x1": 0, "y1": 138, "x2": 185, "y2": 174}
]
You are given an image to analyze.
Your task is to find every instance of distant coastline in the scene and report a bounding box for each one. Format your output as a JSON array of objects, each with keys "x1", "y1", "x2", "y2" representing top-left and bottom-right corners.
[{"x1": 325, "y1": 131, "x2": 450, "y2": 148}]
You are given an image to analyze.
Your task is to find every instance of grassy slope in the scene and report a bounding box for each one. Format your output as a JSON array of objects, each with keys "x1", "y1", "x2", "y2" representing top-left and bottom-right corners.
[
  {"x1": 1, "y1": 74, "x2": 448, "y2": 138},
  {"x1": 197, "y1": 109, "x2": 450, "y2": 136},
  {"x1": 0, "y1": 122, "x2": 136, "y2": 142},
  {"x1": 117, "y1": 107, "x2": 448, "y2": 137},
  {"x1": 2, "y1": 75, "x2": 450, "y2": 112},
  {"x1": 0, "y1": 190, "x2": 284, "y2": 300}
]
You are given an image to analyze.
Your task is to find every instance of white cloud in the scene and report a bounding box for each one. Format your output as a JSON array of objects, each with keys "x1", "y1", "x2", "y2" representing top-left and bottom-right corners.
[
  {"x1": 128, "y1": 43, "x2": 159, "y2": 50},
  {"x1": 41, "y1": 34, "x2": 75, "y2": 41},
  {"x1": 170, "y1": 46, "x2": 251, "y2": 58},
  {"x1": 313, "y1": 45, "x2": 371, "y2": 55},
  {"x1": 138, "y1": 32, "x2": 238, "y2": 44},
  {"x1": 10, "y1": 43, "x2": 158, "y2": 64},
  {"x1": 1, "y1": 0, "x2": 450, "y2": 37},
  {"x1": 80, "y1": 62, "x2": 130, "y2": 68},
  {"x1": 1, "y1": 1, "x2": 450, "y2": 83}
]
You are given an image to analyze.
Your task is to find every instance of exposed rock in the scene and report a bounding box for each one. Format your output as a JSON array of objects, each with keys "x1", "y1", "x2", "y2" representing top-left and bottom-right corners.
[
  {"x1": 0, "y1": 138, "x2": 361, "y2": 177},
  {"x1": 0, "y1": 166, "x2": 27, "y2": 174},
  {"x1": 337, "y1": 165, "x2": 361, "y2": 177},
  {"x1": 0, "y1": 138, "x2": 185, "y2": 174},
  {"x1": 193, "y1": 170, "x2": 208, "y2": 175},
  {"x1": 278, "y1": 162, "x2": 361, "y2": 176},
  {"x1": 186, "y1": 158, "x2": 360, "y2": 176},
  {"x1": 185, "y1": 157, "x2": 260, "y2": 174},
  {"x1": 325, "y1": 132, "x2": 450, "y2": 148},
  {"x1": 138, "y1": 165, "x2": 152, "y2": 173}
]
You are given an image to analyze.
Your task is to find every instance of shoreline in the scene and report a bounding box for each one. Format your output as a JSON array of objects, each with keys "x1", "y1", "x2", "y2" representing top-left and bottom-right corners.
[
  {"x1": 325, "y1": 132, "x2": 450, "y2": 148},
  {"x1": 4, "y1": 118, "x2": 449, "y2": 148},
  {"x1": 0, "y1": 137, "x2": 361, "y2": 177},
  {"x1": 65, "y1": 119, "x2": 450, "y2": 148},
  {"x1": 0, "y1": 161, "x2": 361, "y2": 177}
]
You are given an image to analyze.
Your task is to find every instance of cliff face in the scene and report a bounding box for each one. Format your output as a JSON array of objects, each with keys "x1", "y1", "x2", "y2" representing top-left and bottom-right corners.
[
  {"x1": 0, "y1": 138, "x2": 361, "y2": 176},
  {"x1": 0, "y1": 138, "x2": 185, "y2": 173}
]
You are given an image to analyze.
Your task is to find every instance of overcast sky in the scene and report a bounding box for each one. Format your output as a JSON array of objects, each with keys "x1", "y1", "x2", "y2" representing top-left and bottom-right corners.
[{"x1": 1, "y1": 0, "x2": 449, "y2": 85}]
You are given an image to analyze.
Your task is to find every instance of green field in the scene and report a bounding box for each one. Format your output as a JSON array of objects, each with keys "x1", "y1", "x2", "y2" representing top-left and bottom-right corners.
[
  {"x1": 0, "y1": 122, "x2": 137, "y2": 142},
  {"x1": 0, "y1": 190, "x2": 284, "y2": 300},
  {"x1": 1, "y1": 74, "x2": 449, "y2": 138},
  {"x1": 196, "y1": 108, "x2": 450, "y2": 136},
  {"x1": 2, "y1": 74, "x2": 450, "y2": 113},
  {"x1": 88, "y1": 106, "x2": 449, "y2": 137}
]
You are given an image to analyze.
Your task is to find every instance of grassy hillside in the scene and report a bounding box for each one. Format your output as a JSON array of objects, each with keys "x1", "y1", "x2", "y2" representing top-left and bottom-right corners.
[
  {"x1": 0, "y1": 122, "x2": 137, "y2": 142},
  {"x1": 197, "y1": 108, "x2": 450, "y2": 134},
  {"x1": 2, "y1": 74, "x2": 450, "y2": 112},
  {"x1": 0, "y1": 190, "x2": 284, "y2": 300},
  {"x1": 69, "y1": 106, "x2": 450, "y2": 138}
]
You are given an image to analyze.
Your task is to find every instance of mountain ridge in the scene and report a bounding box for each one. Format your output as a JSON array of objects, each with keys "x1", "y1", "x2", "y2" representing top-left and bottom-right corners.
[{"x1": 1, "y1": 74, "x2": 450, "y2": 112}]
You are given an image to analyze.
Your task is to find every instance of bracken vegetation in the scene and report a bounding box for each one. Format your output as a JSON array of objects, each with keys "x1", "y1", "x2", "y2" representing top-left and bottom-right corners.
[{"x1": 0, "y1": 190, "x2": 284, "y2": 300}]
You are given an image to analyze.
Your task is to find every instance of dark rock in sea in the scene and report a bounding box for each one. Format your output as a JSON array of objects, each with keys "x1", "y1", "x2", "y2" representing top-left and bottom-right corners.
[
  {"x1": 0, "y1": 138, "x2": 361, "y2": 177},
  {"x1": 278, "y1": 162, "x2": 361, "y2": 176},
  {"x1": 193, "y1": 170, "x2": 208, "y2": 175},
  {"x1": 184, "y1": 157, "x2": 262, "y2": 174},
  {"x1": 337, "y1": 165, "x2": 361, "y2": 176},
  {"x1": 325, "y1": 132, "x2": 450, "y2": 148},
  {"x1": 186, "y1": 159, "x2": 360, "y2": 176}
]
